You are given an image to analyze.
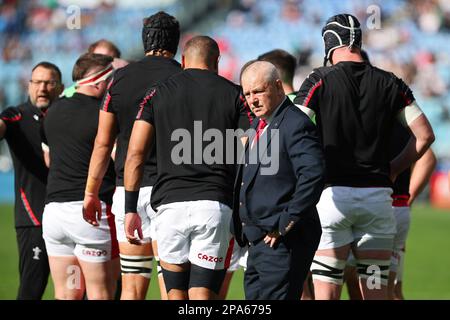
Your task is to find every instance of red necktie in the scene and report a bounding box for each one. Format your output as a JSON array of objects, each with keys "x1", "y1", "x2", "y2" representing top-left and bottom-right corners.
[{"x1": 253, "y1": 118, "x2": 267, "y2": 145}]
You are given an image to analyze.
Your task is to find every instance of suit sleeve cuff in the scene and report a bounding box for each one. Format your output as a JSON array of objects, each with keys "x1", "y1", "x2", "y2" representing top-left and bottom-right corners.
[{"x1": 278, "y1": 213, "x2": 299, "y2": 236}]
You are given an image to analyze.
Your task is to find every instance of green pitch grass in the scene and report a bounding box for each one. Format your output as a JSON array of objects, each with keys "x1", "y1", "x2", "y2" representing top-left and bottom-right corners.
[{"x1": 0, "y1": 203, "x2": 448, "y2": 300}]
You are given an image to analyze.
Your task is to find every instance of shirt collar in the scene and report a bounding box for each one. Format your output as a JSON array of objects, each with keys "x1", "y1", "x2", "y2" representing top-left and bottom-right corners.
[{"x1": 26, "y1": 99, "x2": 48, "y2": 118}]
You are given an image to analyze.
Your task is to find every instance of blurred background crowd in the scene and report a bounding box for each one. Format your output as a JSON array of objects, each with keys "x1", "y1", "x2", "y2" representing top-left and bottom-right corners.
[{"x1": 1, "y1": 0, "x2": 449, "y2": 205}]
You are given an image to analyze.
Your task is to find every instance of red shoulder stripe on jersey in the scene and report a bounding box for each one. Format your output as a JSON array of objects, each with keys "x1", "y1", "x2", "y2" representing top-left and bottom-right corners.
[
  {"x1": 19, "y1": 188, "x2": 41, "y2": 226},
  {"x1": 106, "y1": 77, "x2": 114, "y2": 90},
  {"x1": 240, "y1": 94, "x2": 253, "y2": 125},
  {"x1": 399, "y1": 91, "x2": 412, "y2": 106},
  {"x1": 102, "y1": 92, "x2": 112, "y2": 112},
  {"x1": 304, "y1": 79, "x2": 323, "y2": 107},
  {"x1": 136, "y1": 89, "x2": 156, "y2": 120},
  {"x1": 1, "y1": 114, "x2": 22, "y2": 122}
]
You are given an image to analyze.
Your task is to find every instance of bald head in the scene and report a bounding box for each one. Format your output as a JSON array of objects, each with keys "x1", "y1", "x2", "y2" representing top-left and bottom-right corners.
[
  {"x1": 182, "y1": 36, "x2": 220, "y2": 72},
  {"x1": 241, "y1": 61, "x2": 285, "y2": 119},
  {"x1": 241, "y1": 61, "x2": 281, "y2": 86}
]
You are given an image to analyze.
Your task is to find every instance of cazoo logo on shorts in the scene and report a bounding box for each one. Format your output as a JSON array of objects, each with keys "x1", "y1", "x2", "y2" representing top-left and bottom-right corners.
[
  {"x1": 198, "y1": 253, "x2": 223, "y2": 263},
  {"x1": 82, "y1": 248, "x2": 107, "y2": 257}
]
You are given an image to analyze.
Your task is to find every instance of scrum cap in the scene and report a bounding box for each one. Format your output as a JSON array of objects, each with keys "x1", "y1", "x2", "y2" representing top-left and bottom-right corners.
[
  {"x1": 322, "y1": 14, "x2": 362, "y2": 66},
  {"x1": 142, "y1": 11, "x2": 180, "y2": 55}
]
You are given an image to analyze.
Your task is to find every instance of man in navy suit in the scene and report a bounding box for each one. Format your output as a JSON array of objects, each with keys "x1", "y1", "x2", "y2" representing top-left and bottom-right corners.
[{"x1": 232, "y1": 61, "x2": 325, "y2": 300}]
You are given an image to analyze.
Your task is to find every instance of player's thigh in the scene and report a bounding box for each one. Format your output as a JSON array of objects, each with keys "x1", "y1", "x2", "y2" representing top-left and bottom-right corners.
[
  {"x1": 79, "y1": 258, "x2": 118, "y2": 295},
  {"x1": 48, "y1": 256, "x2": 85, "y2": 296},
  {"x1": 119, "y1": 241, "x2": 153, "y2": 256},
  {"x1": 119, "y1": 241, "x2": 153, "y2": 282}
]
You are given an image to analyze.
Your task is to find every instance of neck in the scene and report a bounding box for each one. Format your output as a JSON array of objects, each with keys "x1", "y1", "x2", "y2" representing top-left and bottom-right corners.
[
  {"x1": 35, "y1": 105, "x2": 48, "y2": 114},
  {"x1": 76, "y1": 86, "x2": 97, "y2": 97},
  {"x1": 145, "y1": 50, "x2": 174, "y2": 59},
  {"x1": 283, "y1": 83, "x2": 295, "y2": 95},
  {"x1": 184, "y1": 63, "x2": 215, "y2": 72},
  {"x1": 332, "y1": 48, "x2": 364, "y2": 65}
]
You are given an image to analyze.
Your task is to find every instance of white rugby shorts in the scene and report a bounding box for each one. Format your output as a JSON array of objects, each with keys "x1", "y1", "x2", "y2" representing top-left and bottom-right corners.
[
  {"x1": 228, "y1": 239, "x2": 248, "y2": 272},
  {"x1": 112, "y1": 186, "x2": 155, "y2": 243},
  {"x1": 43, "y1": 201, "x2": 118, "y2": 263},
  {"x1": 317, "y1": 187, "x2": 396, "y2": 251},
  {"x1": 391, "y1": 206, "x2": 411, "y2": 273},
  {"x1": 154, "y1": 200, "x2": 233, "y2": 270}
]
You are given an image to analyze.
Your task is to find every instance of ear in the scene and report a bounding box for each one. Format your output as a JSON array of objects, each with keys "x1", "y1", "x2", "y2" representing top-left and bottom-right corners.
[
  {"x1": 181, "y1": 55, "x2": 186, "y2": 69},
  {"x1": 276, "y1": 79, "x2": 284, "y2": 92},
  {"x1": 214, "y1": 56, "x2": 220, "y2": 73},
  {"x1": 57, "y1": 84, "x2": 65, "y2": 96}
]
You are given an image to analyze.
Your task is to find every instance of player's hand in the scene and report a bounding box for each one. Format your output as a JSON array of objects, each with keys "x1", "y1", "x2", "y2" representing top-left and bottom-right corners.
[
  {"x1": 408, "y1": 194, "x2": 416, "y2": 206},
  {"x1": 83, "y1": 193, "x2": 102, "y2": 227},
  {"x1": 125, "y1": 212, "x2": 143, "y2": 245},
  {"x1": 264, "y1": 230, "x2": 281, "y2": 248}
]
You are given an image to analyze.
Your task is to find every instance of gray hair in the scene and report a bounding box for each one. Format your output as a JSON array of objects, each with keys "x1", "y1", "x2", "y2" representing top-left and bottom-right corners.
[{"x1": 241, "y1": 60, "x2": 281, "y2": 85}]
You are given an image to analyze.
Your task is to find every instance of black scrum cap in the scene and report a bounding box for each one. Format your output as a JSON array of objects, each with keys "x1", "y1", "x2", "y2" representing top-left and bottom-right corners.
[
  {"x1": 142, "y1": 11, "x2": 180, "y2": 55},
  {"x1": 322, "y1": 14, "x2": 362, "y2": 66}
]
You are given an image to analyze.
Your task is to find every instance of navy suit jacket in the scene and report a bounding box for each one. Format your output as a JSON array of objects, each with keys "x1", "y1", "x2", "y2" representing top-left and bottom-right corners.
[{"x1": 231, "y1": 98, "x2": 325, "y2": 246}]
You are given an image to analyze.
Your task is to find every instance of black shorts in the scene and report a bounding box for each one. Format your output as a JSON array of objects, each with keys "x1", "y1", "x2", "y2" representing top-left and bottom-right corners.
[{"x1": 16, "y1": 226, "x2": 50, "y2": 300}]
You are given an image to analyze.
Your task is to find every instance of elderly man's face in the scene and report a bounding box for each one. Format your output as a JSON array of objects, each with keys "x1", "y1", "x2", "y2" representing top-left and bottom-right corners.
[{"x1": 242, "y1": 72, "x2": 284, "y2": 119}]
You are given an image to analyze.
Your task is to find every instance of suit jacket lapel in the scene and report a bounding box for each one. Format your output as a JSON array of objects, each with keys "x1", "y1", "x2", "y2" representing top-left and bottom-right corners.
[{"x1": 241, "y1": 98, "x2": 291, "y2": 192}]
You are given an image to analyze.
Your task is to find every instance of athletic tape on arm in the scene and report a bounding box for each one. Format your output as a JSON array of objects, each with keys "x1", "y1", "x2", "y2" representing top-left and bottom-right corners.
[{"x1": 397, "y1": 101, "x2": 423, "y2": 127}]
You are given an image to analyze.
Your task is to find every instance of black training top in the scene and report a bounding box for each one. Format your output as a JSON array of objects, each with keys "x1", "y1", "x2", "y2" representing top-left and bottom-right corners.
[
  {"x1": 101, "y1": 55, "x2": 182, "y2": 187},
  {"x1": 137, "y1": 68, "x2": 252, "y2": 210},
  {"x1": 1, "y1": 101, "x2": 48, "y2": 227},
  {"x1": 294, "y1": 61, "x2": 415, "y2": 188},
  {"x1": 390, "y1": 123, "x2": 411, "y2": 196},
  {"x1": 43, "y1": 93, "x2": 115, "y2": 204}
]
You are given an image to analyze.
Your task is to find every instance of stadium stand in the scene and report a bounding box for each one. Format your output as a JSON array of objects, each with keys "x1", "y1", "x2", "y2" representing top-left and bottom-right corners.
[{"x1": 1, "y1": 0, "x2": 449, "y2": 202}]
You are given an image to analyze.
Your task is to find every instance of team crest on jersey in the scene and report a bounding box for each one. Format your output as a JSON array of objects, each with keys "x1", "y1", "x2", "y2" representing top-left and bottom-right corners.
[{"x1": 32, "y1": 246, "x2": 42, "y2": 260}]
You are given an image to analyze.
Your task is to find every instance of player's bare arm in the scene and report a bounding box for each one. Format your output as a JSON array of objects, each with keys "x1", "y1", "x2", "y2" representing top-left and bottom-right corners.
[
  {"x1": 123, "y1": 120, "x2": 154, "y2": 244},
  {"x1": 83, "y1": 110, "x2": 117, "y2": 226},
  {"x1": 391, "y1": 110, "x2": 435, "y2": 180},
  {"x1": 409, "y1": 148, "x2": 436, "y2": 205}
]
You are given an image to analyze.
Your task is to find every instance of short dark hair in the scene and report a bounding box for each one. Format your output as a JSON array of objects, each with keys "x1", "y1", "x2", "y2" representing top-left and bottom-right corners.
[
  {"x1": 72, "y1": 53, "x2": 113, "y2": 81},
  {"x1": 258, "y1": 49, "x2": 296, "y2": 84},
  {"x1": 183, "y1": 36, "x2": 220, "y2": 69},
  {"x1": 88, "y1": 39, "x2": 121, "y2": 58},
  {"x1": 32, "y1": 62, "x2": 62, "y2": 82},
  {"x1": 142, "y1": 11, "x2": 180, "y2": 55}
]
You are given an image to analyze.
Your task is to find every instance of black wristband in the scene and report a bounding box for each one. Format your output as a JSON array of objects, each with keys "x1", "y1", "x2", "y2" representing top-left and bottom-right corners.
[{"x1": 125, "y1": 190, "x2": 139, "y2": 214}]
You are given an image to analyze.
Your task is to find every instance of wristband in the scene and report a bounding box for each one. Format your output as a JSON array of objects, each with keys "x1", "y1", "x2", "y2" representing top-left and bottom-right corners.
[{"x1": 125, "y1": 190, "x2": 139, "y2": 213}]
